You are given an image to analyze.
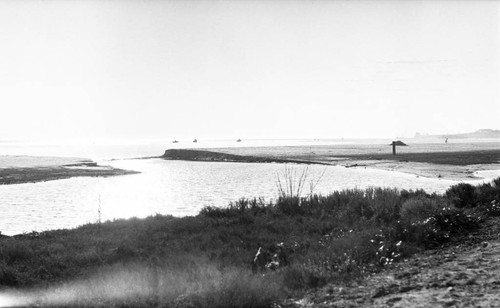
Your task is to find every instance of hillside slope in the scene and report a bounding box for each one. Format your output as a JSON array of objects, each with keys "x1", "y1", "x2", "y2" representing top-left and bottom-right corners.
[{"x1": 285, "y1": 215, "x2": 500, "y2": 307}]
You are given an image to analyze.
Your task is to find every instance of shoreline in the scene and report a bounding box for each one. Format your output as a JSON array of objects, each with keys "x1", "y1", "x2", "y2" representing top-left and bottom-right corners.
[
  {"x1": 161, "y1": 148, "x2": 327, "y2": 165},
  {"x1": 162, "y1": 146, "x2": 500, "y2": 181},
  {"x1": 333, "y1": 160, "x2": 500, "y2": 181},
  {"x1": 0, "y1": 155, "x2": 139, "y2": 185},
  {"x1": 2, "y1": 142, "x2": 500, "y2": 185}
]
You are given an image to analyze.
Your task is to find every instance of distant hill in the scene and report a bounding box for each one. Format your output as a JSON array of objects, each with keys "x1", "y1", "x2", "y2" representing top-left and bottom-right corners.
[{"x1": 415, "y1": 129, "x2": 500, "y2": 139}]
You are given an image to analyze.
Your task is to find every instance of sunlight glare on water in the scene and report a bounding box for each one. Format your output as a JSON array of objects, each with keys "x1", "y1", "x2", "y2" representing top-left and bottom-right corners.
[
  {"x1": 1, "y1": 158, "x2": 497, "y2": 235},
  {"x1": 1, "y1": 138, "x2": 500, "y2": 235}
]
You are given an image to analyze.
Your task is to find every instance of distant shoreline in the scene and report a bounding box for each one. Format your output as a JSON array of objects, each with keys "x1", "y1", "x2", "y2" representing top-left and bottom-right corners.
[
  {"x1": 162, "y1": 145, "x2": 500, "y2": 181},
  {"x1": 163, "y1": 148, "x2": 500, "y2": 166},
  {"x1": 2, "y1": 142, "x2": 500, "y2": 185}
]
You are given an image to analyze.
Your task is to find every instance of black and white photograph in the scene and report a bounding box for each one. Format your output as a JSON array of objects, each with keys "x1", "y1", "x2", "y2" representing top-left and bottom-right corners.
[{"x1": 1, "y1": 0, "x2": 499, "y2": 307}]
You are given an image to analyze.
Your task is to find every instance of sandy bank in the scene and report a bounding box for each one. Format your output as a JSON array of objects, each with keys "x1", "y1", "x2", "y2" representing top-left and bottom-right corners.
[
  {"x1": 169, "y1": 142, "x2": 500, "y2": 181},
  {"x1": 0, "y1": 155, "x2": 139, "y2": 185},
  {"x1": 162, "y1": 148, "x2": 323, "y2": 165}
]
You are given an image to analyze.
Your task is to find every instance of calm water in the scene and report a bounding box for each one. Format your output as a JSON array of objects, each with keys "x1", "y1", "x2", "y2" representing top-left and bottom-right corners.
[{"x1": 1, "y1": 139, "x2": 499, "y2": 235}]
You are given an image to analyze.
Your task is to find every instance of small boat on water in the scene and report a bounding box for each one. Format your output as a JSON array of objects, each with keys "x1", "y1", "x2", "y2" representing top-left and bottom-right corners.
[
  {"x1": 193, "y1": 138, "x2": 197, "y2": 143},
  {"x1": 172, "y1": 140, "x2": 179, "y2": 143},
  {"x1": 236, "y1": 139, "x2": 242, "y2": 142}
]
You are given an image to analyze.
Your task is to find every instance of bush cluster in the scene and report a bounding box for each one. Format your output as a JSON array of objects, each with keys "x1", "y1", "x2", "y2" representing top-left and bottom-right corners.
[
  {"x1": 197, "y1": 177, "x2": 500, "y2": 292},
  {"x1": 445, "y1": 180, "x2": 500, "y2": 208}
]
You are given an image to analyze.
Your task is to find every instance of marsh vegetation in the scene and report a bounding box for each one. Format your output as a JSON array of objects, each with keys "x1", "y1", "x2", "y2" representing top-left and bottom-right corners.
[{"x1": 1, "y1": 176, "x2": 499, "y2": 307}]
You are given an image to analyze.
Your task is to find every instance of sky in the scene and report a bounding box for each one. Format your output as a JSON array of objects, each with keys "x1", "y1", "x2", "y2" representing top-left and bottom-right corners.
[{"x1": 0, "y1": 0, "x2": 499, "y2": 141}]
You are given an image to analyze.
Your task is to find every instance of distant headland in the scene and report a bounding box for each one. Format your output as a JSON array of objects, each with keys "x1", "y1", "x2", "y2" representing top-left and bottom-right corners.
[{"x1": 415, "y1": 129, "x2": 500, "y2": 139}]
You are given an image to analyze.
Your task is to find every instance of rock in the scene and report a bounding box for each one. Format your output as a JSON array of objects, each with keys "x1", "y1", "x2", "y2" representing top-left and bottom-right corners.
[
  {"x1": 372, "y1": 287, "x2": 390, "y2": 298},
  {"x1": 444, "y1": 299, "x2": 458, "y2": 307},
  {"x1": 399, "y1": 285, "x2": 420, "y2": 293},
  {"x1": 445, "y1": 280, "x2": 456, "y2": 287},
  {"x1": 395, "y1": 269, "x2": 419, "y2": 279},
  {"x1": 386, "y1": 297, "x2": 403, "y2": 305},
  {"x1": 486, "y1": 278, "x2": 500, "y2": 285},
  {"x1": 395, "y1": 271, "x2": 411, "y2": 279},
  {"x1": 466, "y1": 278, "x2": 477, "y2": 285}
]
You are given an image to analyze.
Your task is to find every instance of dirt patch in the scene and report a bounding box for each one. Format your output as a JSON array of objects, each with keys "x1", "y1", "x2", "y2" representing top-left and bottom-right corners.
[{"x1": 284, "y1": 216, "x2": 500, "y2": 307}]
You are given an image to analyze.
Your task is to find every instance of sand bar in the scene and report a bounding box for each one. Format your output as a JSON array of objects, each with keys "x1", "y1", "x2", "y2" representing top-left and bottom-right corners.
[
  {"x1": 192, "y1": 141, "x2": 500, "y2": 181},
  {"x1": 0, "y1": 155, "x2": 138, "y2": 185}
]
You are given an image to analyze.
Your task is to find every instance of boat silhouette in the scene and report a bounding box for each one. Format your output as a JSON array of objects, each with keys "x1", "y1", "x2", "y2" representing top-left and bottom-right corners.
[
  {"x1": 193, "y1": 138, "x2": 197, "y2": 143},
  {"x1": 172, "y1": 140, "x2": 179, "y2": 143},
  {"x1": 236, "y1": 139, "x2": 242, "y2": 142}
]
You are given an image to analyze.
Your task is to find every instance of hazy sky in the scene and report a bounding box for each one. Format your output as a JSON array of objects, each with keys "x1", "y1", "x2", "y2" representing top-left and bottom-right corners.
[{"x1": 1, "y1": 0, "x2": 498, "y2": 141}]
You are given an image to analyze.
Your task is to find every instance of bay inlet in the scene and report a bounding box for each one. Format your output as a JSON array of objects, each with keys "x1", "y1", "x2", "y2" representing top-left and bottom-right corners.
[{"x1": 1, "y1": 139, "x2": 500, "y2": 235}]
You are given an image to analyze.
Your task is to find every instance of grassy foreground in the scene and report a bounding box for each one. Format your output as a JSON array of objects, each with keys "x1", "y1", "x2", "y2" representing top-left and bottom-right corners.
[{"x1": 1, "y1": 178, "x2": 500, "y2": 307}]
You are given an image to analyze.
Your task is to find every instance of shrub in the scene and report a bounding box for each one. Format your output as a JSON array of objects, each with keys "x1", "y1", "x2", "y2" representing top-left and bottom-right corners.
[
  {"x1": 493, "y1": 177, "x2": 500, "y2": 194},
  {"x1": 476, "y1": 177, "x2": 500, "y2": 204},
  {"x1": 0, "y1": 261, "x2": 18, "y2": 286},
  {"x1": 400, "y1": 189, "x2": 433, "y2": 201},
  {"x1": 445, "y1": 183, "x2": 476, "y2": 208},
  {"x1": 276, "y1": 196, "x2": 303, "y2": 215},
  {"x1": 400, "y1": 198, "x2": 440, "y2": 225},
  {"x1": 432, "y1": 207, "x2": 480, "y2": 235},
  {"x1": 200, "y1": 198, "x2": 269, "y2": 219},
  {"x1": 276, "y1": 166, "x2": 309, "y2": 199},
  {"x1": 0, "y1": 240, "x2": 34, "y2": 262},
  {"x1": 475, "y1": 183, "x2": 498, "y2": 205},
  {"x1": 369, "y1": 188, "x2": 402, "y2": 225},
  {"x1": 479, "y1": 200, "x2": 500, "y2": 217}
]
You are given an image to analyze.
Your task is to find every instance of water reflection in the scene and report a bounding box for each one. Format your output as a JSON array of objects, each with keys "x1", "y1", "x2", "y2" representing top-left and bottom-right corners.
[{"x1": 0, "y1": 158, "x2": 496, "y2": 235}]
